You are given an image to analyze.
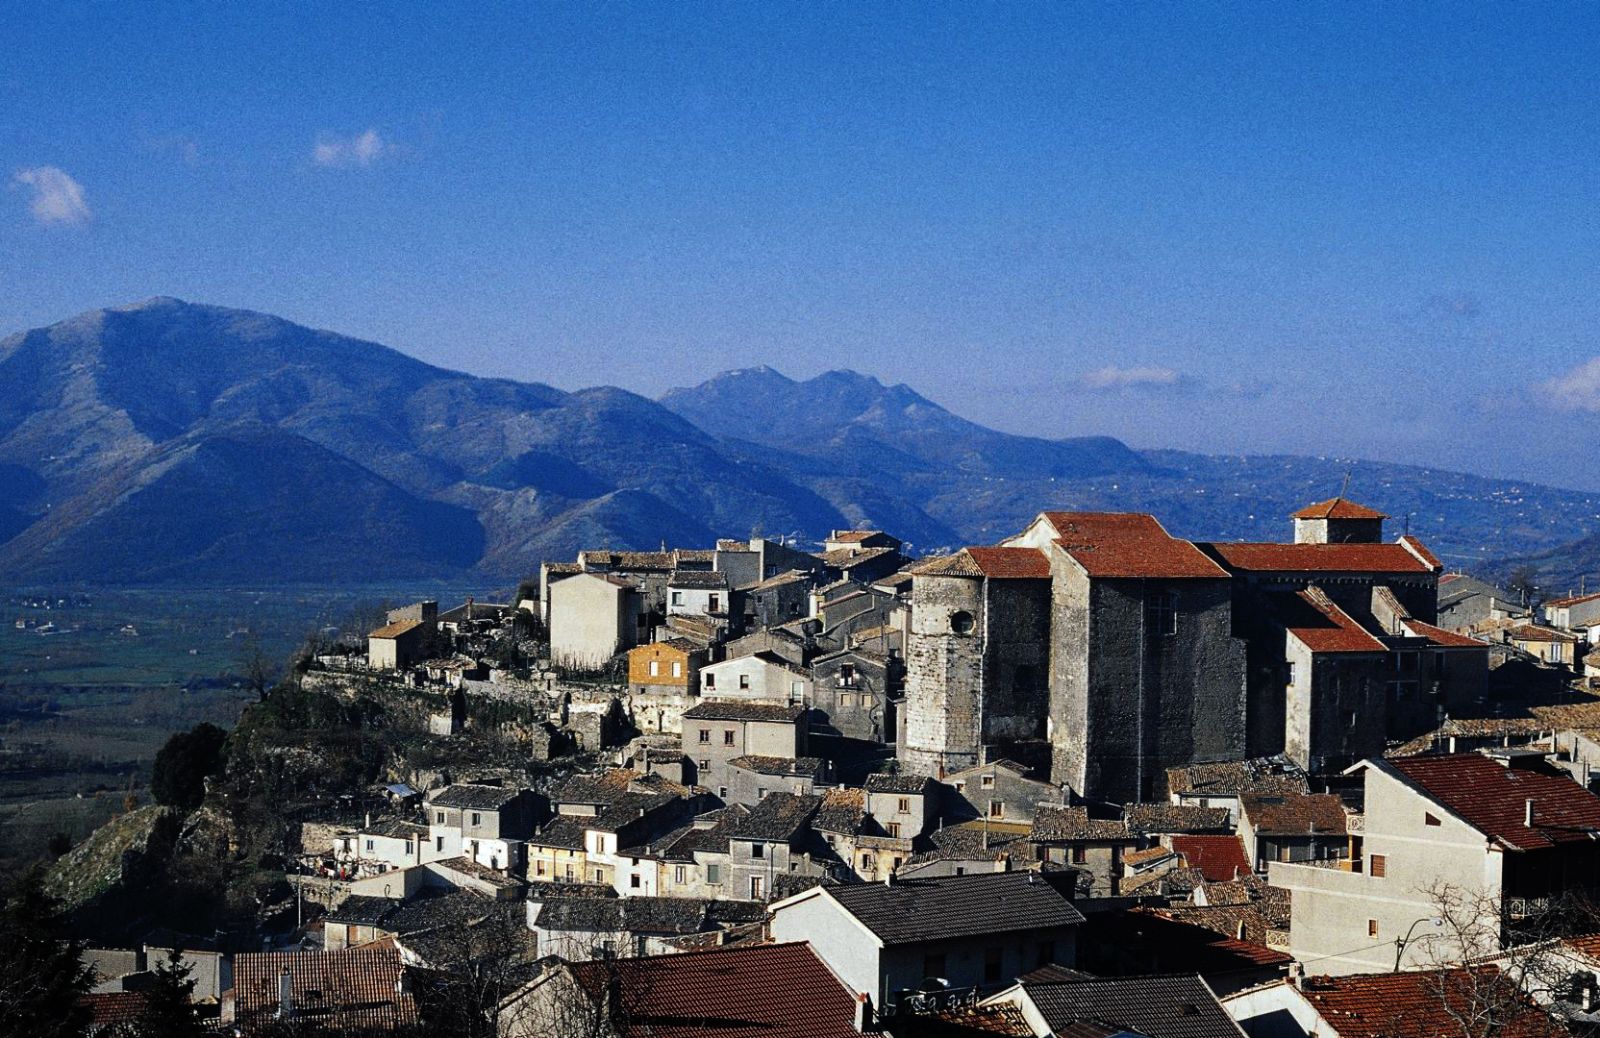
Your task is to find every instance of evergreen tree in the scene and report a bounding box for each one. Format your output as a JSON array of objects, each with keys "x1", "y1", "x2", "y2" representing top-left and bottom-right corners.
[
  {"x1": 151, "y1": 722, "x2": 228, "y2": 810},
  {"x1": 0, "y1": 869, "x2": 94, "y2": 1038},
  {"x1": 130, "y1": 948, "x2": 204, "y2": 1038}
]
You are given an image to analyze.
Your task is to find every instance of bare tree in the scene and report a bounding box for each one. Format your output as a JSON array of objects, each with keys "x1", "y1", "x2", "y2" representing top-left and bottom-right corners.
[{"x1": 1404, "y1": 880, "x2": 1594, "y2": 1038}]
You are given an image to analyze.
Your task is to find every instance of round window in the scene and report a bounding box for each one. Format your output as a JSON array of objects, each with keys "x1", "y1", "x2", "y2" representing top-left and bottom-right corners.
[{"x1": 950, "y1": 610, "x2": 975, "y2": 635}]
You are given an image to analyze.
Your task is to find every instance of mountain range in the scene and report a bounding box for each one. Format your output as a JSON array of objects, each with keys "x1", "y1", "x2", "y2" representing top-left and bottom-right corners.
[{"x1": 1, "y1": 298, "x2": 1597, "y2": 587}]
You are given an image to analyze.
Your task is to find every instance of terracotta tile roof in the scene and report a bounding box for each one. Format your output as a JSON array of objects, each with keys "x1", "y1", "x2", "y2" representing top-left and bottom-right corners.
[
  {"x1": 1291, "y1": 498, "x2": 1388, "y2": 520},
  {"x1": 1203, "y1": 542, "x2": 1433, "y2": 574},
  {"x1": 1398, "y1": 535, "x2": 1443, "y2": 571},
  {"x1": 829, "y1": 530, "x2": 878, "y2": 543},
  {"x1": 1284, "y1": 587, "x2": 1387, "y2": 654},
  {"x1": 1510, "y1": 623, "x2": 1580, "y2": 644},
  {"x1": 819, "y1": 870, "x2": 1084, "y2": 945},
  {"x1": 1168, "y1": 835, "x2": 1251, "y2": 882},
  {"x1": 1383, "y1": 753, "x2": 1600, "y2": 850},
  {"x1": 233, "y1": 947, "x2": 417, "y2": 1033},
  {"x1": 964, "y1": 546, "x2": 1054, "y2": 579},
  {"x1": 1400, "y1": 618, "x2": 1487, "y2": 649},
  {"x1": 81, "y1": 992, "x2": 147, "y2": 1029},
  {"x1": 729, "y1": 791, "x2": 821, "y2": 841},
  {"x1": 1545, "y1": 590, "x2": 1600, "y2": 609},
  {"x1": 1295, "y1": 968, "x2": 1563, "y2": 1038},
  {"x1": 1240, "y1": 793, "x2": 1348, "y2": 835},
  {"x1": 1530, "y1": 700, "x2": 1600, "y2": 731},
  {"x1": 865, "y1": 772, "x2": 935, "y2": 794},
  {"x1": 927, "y1": 1002, "x2": 1037, "y2": 1035},
  {"x1": 1086, "y1": 906, "x2": 1292, "y2": 970},
  {"x1": 813, "y1": 787, "x2": 867, "y2": 835},
  {"x1": 1040, "y1": 512, "x2": 1230, "y2": 580},
  {"x1": 563, "y1": 941, "x2": 861, "y2": 1038},
  {"x1": 368, "y1": 618, "x2": 423, "y2": 639}
]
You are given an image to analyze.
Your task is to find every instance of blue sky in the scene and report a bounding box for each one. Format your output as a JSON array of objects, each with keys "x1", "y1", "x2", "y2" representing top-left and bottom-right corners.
[{"x1": 6, "y1": 4, "x2": 1600, "y2": 487}]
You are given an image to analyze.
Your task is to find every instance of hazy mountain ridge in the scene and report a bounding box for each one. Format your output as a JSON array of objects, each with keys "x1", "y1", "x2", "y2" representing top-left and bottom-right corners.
[{"x1": 0, "y1": 299, "x2": 1594, "y2": 584}]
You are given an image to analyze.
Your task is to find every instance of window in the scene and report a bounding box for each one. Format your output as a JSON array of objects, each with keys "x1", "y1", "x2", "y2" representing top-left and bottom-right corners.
[
  {"x1": 758, "y1": 787, "x2": 768, "y2": 799},
  {"x1": 840, "y1": 693, "x2": 853, "y2": 708},
  {"x1": 950, "y1": 610, "x2": 975, "y2": 635},
  {"x1": 724, "y1": 730, "x2": 735, "y2": 746},
  {"x1": 1278, "y1": 845, "x2": 1291, "y2": 862},
  {"x1": 981, "y1": 774, "x2": 995, "y2": 789},
  {"x1": 739, "y1": 674, "x2": 751, "y2": 690},
  {"x1": 435, "y1": 811, "x2": 445, "y2": 823},
  {"x1": 1425, "y1": 812, "x2": 1441, "y2": 827},
  {"x1": 1145, "y1": 591, "x2": 1179, "y2": 637},
  {"x1": 1071, "y1": 845, "x2": 1087, "y2": 864},
  {"x1": 1368, "y1": 919, "x2": 1379, "y2": 938},
  {"x1": 840, "y1": 664, "x2": 855, "y2": 684},
  {"x1": 719, "y1": 787, "x2": 728, "y2": 799},
  {"x1": 751, "y1": 842, "x2": 765, "y2": 859},
  {"x1": 404, "y1": 840, "x2": 412, "y2": 854},
  {"x1": 471, "y1": 812, "x2": 481, "y2": 826},
  {"x1": 705, "y1": 673, "x2": 716, "y2": 689},
  {"x1": 649, "y1": 660, "x2": 660, "y2": 676},
  {"x1": 709, "y1": 594, "x2": 721, "y2": 612},
  {"x1": 989, "y1": 800, "x2": 1004, "y2": 818},
  {"x1": 887, "y1": 822, "x2": 901, "y2": 838},
  {"x1": 671, "y1": 591, "x2": 683, "y2": 606},
  {"x1": 536, "y1": 861, "x2": 546, "y2": 876},
  {"x1": 594, "y1": 869, "x2": 604, "y2": 883},
  {"x1": 984, "y1": 946, "x2": 1004, "y2": 984},
  {"x1": 436, "y1": 836, "x2": 445, "y2": 852},
  {"x1": 671, "y1": 661, "x2": 682, "y2": 678},
  {"x1": 630, "y1": 874, "x2": 641, "y2": 889},
  {"x1": 923, "y1": 953, "x2": 947, "y2": 980},
  {"x1": 792, "y1": 680, "x2": 804, "y2": 697},
  {"x1": 699, "y1": 728, "x2": 711, "y2": 743},
  {"x1": 365, "y1": 839, "x2": 374, "y2": 851},
  {"x1": 564, "y1": 863, "x2": 574, "y2": 881},
  {"x1": 898, "y1": 797, "x2": 911, "y2": 813},
  {"x1": 698, "y1": 759, "x2": 710, "y2": 771},
  {"x1": 862, "y1": 854, "x2": 875, "y2": 871},
  {"x1": 750, "y1": 876, "x2": 764, "y2": 899},
  {"x1": 955, "y1": 866, "x2": 965, "y2": 876},
  {"x1": 1370, "y1": 854, "x2": 1387, "y2": 878},
  {"x1": 1286, "y1": 661, "x2": 1296, "y2": 686},
  {"x1": 674, "y1": 865, "x2": 686, "y2": 884},
  {"x1": 707, "y1": 863, "x2": 720, "y2": 883}
]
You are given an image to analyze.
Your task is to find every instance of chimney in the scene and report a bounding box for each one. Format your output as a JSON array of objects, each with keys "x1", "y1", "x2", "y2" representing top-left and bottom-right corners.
[
  {"x1": 1526, "y1": 799, "x2": 1535, "y2": 828},
  {"x1": 854, "y1": 992, "x2": 873, "y2": 1033},
  {"x1": 277, "y1": 967, "x2": 294, "y2": 1019},
  {"x1": 1236, "y1": 919, "x2": 1247, "y2": 940},
  {"x1": 1289, "y1": 961, "x2": 1305, "y2": 991}
]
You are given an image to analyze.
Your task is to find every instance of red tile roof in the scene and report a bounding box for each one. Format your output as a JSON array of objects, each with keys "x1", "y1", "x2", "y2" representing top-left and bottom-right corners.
[
  {"x1": 1204, "y1": 542, "x2": 1433, "y2": 574},
  {"x1": 1284, "y1": 587, "x2": 1387, "y2": 654},
  {"x1": 1400, "y1": 618, "x2": 1486, "y2": 649},
  {"x1": 233, "y1": 947, "x2": 417, "y2": 1033},
  {"x1": 1546, "y1": 590, "x2": 1600, "y2": 609},
  {"x1": 966, "y1": 546, "x2": 1054, "y2": 579},
  {"x1": 368, "y1": 619, "x2": 424, "y2": 639},
  {"x1": 1296, "y1": 968, "x2": 1563, "y2": 1038},
  {"x1": 1241, "y1": 793, "x2": 1348, "y2": 835},
  {"x1": 1041, "y1": 512, "x2": 1229, "y2": 580},
  {"x1": 1168, "y1": 835, "x2": 1252, "y2": 882},
  {"x1": 567, "y1": 941, "x2": 861, "y2": 1038},
  {"x1": 82, "y1": 992, "x2": 147, "y2": 1029},
  {"x1": 1510, "y1": 624, "x2": 1580, "y2": 644},
  {"x1": 1384, "y1": 753, "x2": 1600, "y2": 850},
  {"x1": 1291, "y1": 498, "x2": 1388, "y2": 520},
  {"x1": 1398, "y1": 536, "x2": 1443, "y2": 571}
]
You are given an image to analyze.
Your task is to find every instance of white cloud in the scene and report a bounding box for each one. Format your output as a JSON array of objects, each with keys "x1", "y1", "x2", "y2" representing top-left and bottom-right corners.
[
  {"x1": 313, "y1": 128, "x2": 388, "y2": 168},
  {"x1": 1081, "y1": 365, "x2": 1186, "y2": 391},
  {"x1": 1539, "y1": 357, "x2": 1600, "y2": 412},
  {"x1": 12, "y1": 166, "x2": 91, "y2": 226}
]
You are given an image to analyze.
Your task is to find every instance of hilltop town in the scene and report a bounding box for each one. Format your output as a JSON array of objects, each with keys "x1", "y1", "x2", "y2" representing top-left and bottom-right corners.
[{"x1": 48, "y1": 498, "x2": 1600, "y2": 1037}]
